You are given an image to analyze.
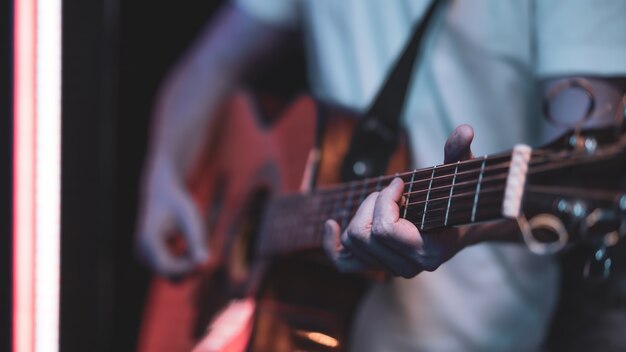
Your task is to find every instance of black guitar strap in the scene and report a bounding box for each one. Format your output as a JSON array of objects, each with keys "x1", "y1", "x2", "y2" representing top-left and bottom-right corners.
[{"x1": 340, "y1": 0, "x2": 445, "y2": 181}]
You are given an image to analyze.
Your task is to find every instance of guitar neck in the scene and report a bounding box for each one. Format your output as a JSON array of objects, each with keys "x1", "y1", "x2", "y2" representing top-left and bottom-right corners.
[{"x1": 257, "y1": 146, "x2": 532, "y2": 257}]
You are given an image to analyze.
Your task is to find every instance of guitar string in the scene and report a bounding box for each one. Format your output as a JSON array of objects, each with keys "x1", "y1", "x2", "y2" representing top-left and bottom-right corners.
[
  {"x1": 268, "y1": 166, "x2": 516, "y2": 228},
  {"x1": 262, "y1": 172, "x2": 604, "y2": 254},
  {"x1": 265, "y1": 152, "x2": 557, "y2": 236},
  {"x1": 312, "y1": 164, "x2": 512, "y2": 205},
  {"x1": 313, "y1": 145, "x2": 568, "y2": 194},
  {"x1": 263, "y1": 205, "x2": 500, "y2": 251},
  {"x1": 260, "y1": 189, "x2": 508, "y2": 242},
  {"x1": 258, "y1": 146, "x2": 623, "y2": 253},
  {"x1": 259, "y1": 201, "x2": 506, "y2": 255},
  {"x1": 262, "y1": 187, "x2": 508, "y2": 244},
  {"x1": 312, "y1": 152, "x2": 547, "y2": 200},
  {"x1": 299, "y1": 151, "x2": 561, "y2": 222},
  {"x1": 312, "y1": 146, "x2": 595, "y2": 199},
  {"x1": 313, "y1": 154, "x2": 512, "y2": 195},
  {"x1": 262, "y1": 160, "x2": 617, "y2": 254}
]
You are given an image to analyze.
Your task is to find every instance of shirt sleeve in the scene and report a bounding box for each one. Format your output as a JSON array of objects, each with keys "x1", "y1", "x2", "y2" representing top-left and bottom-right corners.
[
  {"x1": 233, "y1": 0, "x2": 301, "y2": 29},
  {"x1": 535, "y1": 0, "x2": 626, "y2": 77}
]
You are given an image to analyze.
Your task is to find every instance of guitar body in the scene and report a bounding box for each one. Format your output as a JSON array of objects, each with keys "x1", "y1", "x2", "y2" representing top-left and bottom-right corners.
[{"x1": 138, "y1": 91, "x2": 410, "y2": 352}]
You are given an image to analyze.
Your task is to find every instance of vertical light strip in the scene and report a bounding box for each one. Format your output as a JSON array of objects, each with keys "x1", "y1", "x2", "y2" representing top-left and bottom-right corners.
[
  {"x1": 14, "y1": 0, "x2": 62, "y2": 351},
  {"x1": 35, "y1": 0, "x2": 61, "y2": 351},
  {"x1": 13, "y1": 0, "x2": 37, "y2": 350}
]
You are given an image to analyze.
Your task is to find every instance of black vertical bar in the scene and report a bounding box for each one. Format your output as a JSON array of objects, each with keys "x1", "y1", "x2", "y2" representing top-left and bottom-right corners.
[
  {"x1": 1, "y1": 0, "x2": 14, "y2": 351},
  {"x1": 61, "y1": 0, "x2": 119, "y2": 350}
]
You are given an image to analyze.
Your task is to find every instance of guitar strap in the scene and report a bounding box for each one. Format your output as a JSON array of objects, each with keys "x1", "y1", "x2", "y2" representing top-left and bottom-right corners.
[{"x1": 340, "y1": 0, "x2": 446, "y2": 181}]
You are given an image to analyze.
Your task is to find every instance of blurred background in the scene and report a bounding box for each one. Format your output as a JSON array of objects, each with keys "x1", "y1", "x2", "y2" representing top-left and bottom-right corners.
[{"x1": 4, "y1": 0, "x2": 306, "y2": 351}]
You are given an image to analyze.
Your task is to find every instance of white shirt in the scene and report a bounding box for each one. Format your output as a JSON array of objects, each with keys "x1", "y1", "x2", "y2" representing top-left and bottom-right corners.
[{"x1": 235, "y1": 0, "x2": 626, "y2": 350}]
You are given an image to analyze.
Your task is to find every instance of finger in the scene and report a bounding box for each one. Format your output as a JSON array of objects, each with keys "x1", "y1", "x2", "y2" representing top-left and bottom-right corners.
[
  {"x1": 372, "y1": 178, "x2": 421, "y2": 246},
  {"x1": 175, "y1": 190, "x2": 209, "y2": 264},
  {"x1": 137, "y1": 207, "x2": 194, "y2": 277},
  {"x1": 150, "y1": 243, "x2": 197, "y2": 278},
  {"x1": 348, "y1": 233, "x2": 421, "y2": 278},
  {"x1": 340, "y1": 192, "x2": 391, "y2": 270},
  {"x1": 346, "y1": 192, "x2": 379, "y2": 241},
  {"x1": 341, "y1": 191, "x2": 414, "y2": 275},
  {"x1": 323, "y1": 219, "x2": 370, "y2": 273},
  {"x1": 139, "y1": 213, "x2": 198, "y2": 277},
  {"x1": 444, "y1": 124, "x2": 474, "y2": 163}
]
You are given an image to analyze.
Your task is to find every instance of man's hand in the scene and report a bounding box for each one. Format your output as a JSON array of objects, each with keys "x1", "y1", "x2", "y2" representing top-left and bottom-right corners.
[
  {"x1": 134, "y1": 5, "x2": 292, "y2": 278},
  {"x1": 323, "y1": 125, "x2": 474, "y2": 278},
  {"x1": 136, "y1": 160, "x2": 208, "y2": 278}
]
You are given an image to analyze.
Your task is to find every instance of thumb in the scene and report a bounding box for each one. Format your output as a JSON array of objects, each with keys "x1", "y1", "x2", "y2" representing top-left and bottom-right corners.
[
  {"x1": 175, "y1": 190, "x2": 209, "y2": 264},
  {"x1": 444, "y1": 124, "x2": 474, "y2": 163}
]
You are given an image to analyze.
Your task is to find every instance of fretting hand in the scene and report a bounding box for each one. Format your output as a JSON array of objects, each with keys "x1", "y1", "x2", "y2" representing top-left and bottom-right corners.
[{"x1": 323, "y1": 125, "x2": 475, "y2": 277}]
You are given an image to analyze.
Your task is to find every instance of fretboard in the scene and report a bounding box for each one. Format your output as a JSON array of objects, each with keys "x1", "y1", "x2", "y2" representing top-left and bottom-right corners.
[{"x1": 256, "y1": 152, "x2": 516, "y2": 257}]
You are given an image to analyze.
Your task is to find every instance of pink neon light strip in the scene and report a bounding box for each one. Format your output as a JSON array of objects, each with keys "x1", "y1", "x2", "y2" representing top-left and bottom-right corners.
[{"x1": 13, "y1": 0, "x2": 37, "y2": 350}]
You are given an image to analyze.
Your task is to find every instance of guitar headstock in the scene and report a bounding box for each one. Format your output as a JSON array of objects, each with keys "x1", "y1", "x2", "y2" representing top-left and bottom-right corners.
[{"x1": 517, "y1": 125, "x2": 626, "y2": 269}]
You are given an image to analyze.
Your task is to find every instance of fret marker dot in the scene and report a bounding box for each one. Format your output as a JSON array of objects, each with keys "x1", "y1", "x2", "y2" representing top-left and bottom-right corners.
[{"x1": 353, "y1": 161, "x2": 367, "y2": 176}]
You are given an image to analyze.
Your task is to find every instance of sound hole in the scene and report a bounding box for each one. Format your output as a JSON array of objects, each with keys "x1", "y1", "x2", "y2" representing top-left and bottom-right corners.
[{"x1": 229, "y1": 188, "x2": 270, "y2": 284}]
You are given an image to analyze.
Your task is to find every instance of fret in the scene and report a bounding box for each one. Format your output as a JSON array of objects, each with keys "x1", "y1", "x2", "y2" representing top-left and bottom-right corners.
[
  {"x1": 257, "y1": 152, "x2": 515, "y2": 257},
  {"x1": 402, "y1": 169, "x2": 416, "y2": 219},
  {"x1": 471, "y1": 155, "x2": 488, "y2": 222},
  {"x1": 444, "y1": 162, "x2": 460, "y2": 226},
  {"x1": 421, "y1": 166, "x2": 437, "y2": 230}
]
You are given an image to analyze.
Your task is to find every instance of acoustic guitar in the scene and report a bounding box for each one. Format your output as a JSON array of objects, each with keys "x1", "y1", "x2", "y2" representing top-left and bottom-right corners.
[{"x1": 138, "y1": 91, "x2": 626, "y2": 352}]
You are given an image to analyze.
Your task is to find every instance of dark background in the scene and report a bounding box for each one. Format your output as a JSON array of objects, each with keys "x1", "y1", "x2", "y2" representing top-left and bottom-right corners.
[
  {"x1": 1, "y1": 0, "x2": 13, "y2": 351},
  {"x1": 60, "y1": 0, "x2": 305, "y2": 351},
  {"x1": 61, "y1": 1, "x2": 225, "y2": 351}
]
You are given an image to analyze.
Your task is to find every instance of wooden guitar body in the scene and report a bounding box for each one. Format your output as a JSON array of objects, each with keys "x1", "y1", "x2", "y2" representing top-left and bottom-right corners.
[
  {"x1": 138, "y1": 91, "x2": 410, "y2": 352},
  {"x1": 138, "y1": 90, "x2": 626, "y2": 351}
]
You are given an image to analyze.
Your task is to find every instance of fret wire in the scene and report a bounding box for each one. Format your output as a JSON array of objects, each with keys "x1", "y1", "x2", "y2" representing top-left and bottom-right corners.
[
  {"x1": 259, "y1": 152, "x2": 580, "y2": 256},
  {"x1": 262, "y1": 148, "x2": 583, "y2": 255},
  {"x1": 417, "y1": 205, "x2": 503, "y2": 225},
  {"x1": 263, "y1": 153, "x2": 588, "y2": 257},
  {"x1": 314, "y1": 162, "x2": 512, "y2": 207},
  {"x1": 406, "y1": 185, "x2": 506, "y2": 208},
  {"x1": 416, "y1": 209, "x2": 503, "y2": 230},
  {"x1": 444, "y1": 161, "x2": 460, "y2": 226},
  {"x1": 414, "y1": 195, "x2": 506, "y2": 215},
  {"x1": 264, "y1": 190, "x2": 508, "y2": 254},
  {"x1": 400, "y1": 171, "x2": 509, "y2": 198},
  {"x1": 413, "y1": 197, "x2": 502, "y2": 222},
  {"x1": 311, "y1": 148, "x2": 563, "y2": 200},
  {"x1": 471, "y1": 155, "x2": 488, "y2": 222},
  {"x1": 266, "y1": 184, "x2": 506, "y2": 233},
  {"x1": 415, "y1": 150, "x2": 560, "y2": 192},
  {"x1": 421, "y1": 166, "x2": 437, "y2": 230},
  {"x1": 401, "y1": 160, "x2": 511, "y2": 190},
  {"x1": 312, "y1": 153, "x2": 514, "y2": 199},
  {"x1": 403, "y1": 169, "x2": 416, "y2": 219}
]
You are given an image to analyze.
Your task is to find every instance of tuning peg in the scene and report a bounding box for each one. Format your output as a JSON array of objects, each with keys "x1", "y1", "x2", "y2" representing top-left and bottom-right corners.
[
  {"x1": 583, "y1": 244, "x2": 612, "y2": 282},
  {"x1": 518, "y1": 213, "x2": 569, "y2": 255}
]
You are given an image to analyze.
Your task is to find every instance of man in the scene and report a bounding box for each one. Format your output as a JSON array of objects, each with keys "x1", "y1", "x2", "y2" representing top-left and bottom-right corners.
[{"x1": 136, "y1": 1, "x2": 626, "y2": 350}]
